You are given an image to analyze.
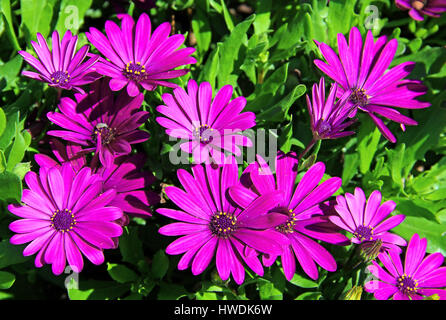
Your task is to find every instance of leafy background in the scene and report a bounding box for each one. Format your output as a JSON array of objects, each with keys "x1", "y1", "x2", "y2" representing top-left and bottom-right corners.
[{"x1": 0, "y1": 0, "x2": 445, "y2": 300}]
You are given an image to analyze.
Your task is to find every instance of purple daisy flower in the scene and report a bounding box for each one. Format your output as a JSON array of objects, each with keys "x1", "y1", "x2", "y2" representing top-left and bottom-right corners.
[
  {"x1": 229, "y1": 152, "x2": 350, "y2": 281},
  {"x1": 34, "y1": 139, "x2": 160, "y2": 221},
  {"x1": 329, "y1": 188, "x2": 407, "y2": 255},
  {"x1": 314, "y1": 27, "x2": 430, "y2": 143},
  {"x1": 157, "y1": 156, "x2": 289, "y2": 284},
  {"x1": 156, "y1": 79, "x2": 256, "y2": 164},
  {"x1": 8, "y1": 163, "x2": 123, "y2": 275},
  {"x1": 18, "y1": 30, "x2": 100, "y2": 93},
  {"x1": 86, "y1": 13, "x2": 196, "y2": 97},
  {"x1": 47, "y1": 80, "x2": 150, "y2": 166},
  {"x1": 365, "y1": 233, "x2": 446, "y2": 300},
  {"x1": 395, "y1": 0, "x2": 446, "y2": 21},
  {"x1": 307, "y1": 77, "x2": 357, "y2": 140}
]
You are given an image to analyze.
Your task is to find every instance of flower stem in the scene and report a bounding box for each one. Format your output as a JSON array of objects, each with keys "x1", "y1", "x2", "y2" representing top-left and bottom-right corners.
[{"x1": 298, "y1": 138, "x2": 321, "y2": 162}]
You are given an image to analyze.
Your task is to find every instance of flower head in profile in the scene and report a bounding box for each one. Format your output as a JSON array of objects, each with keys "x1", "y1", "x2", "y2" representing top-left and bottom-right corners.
[
  {"x1": 314, "y1": 27, "x2": 430, "y2": 143},
  {"x1": 157, "y1": 156, "x2": 289, "y2": 284},
  {"x1": 8, "y1": 164, "x2": 123, "y2": 275},
  {"x1": 34, "y1": 139, "x2": 160, "y2": 221},
  {"x1": 86, "y1": 13, "x2": 196, "y2": 97},
  {"x1": 307, "y1": 77, "x2": 357, "y2": 140},
  {"x1": 156, "y1": 79, "x2": 255, "y2": 164},
  {"x1": 330, "y1": 188, "x2": 406, "y2": 256},
  {"x1": 365, "y1": 233, "x2": 446, "y2": 300},
  {"x1": 47, "y1": 80, "x2": 150, "y2": 166},
  {"x1": 19, "y1": 30, "x2": 100, "y2": 93},
  {"x1": 395, "y1": 0, "x2": 446, "y2": 21},
  {"x1": 229, "y1": 152, "x2": 349, "y2": 280}
]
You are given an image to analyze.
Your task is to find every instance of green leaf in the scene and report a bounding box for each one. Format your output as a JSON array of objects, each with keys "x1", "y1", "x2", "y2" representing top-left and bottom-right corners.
[
  {"x1": 342, "y1": 153, "x2": 359, "y2": 186},
  {"x1": 20, "y1": 0, "x2": 55, "y2": 40},
  {"x1": 0, "y1": 171, "x2": 22, "y2": 202},
  {"x1": 191, "y1": 7, "x2": 212, "y2": 58},
  {"x1": 151, "y1": 250, "x2": 169, "y2": 280},
  {"x1": 257, "y1": 279, "x2": 282, "y2": 300},
  {"x1": 257, "y1": 84, "x2": 306, "y2": 122},
  {"x1": 253, "y1": 0, "x2": 271, "y2": 35},
  {"x1": 54, "y1": 0, "x2": 93, "y2": 34},
  {"x1": 393, "y1": 216, "x2": 446, "y2": 256},
  {"x1": 107, "y1": 263, "x2": 139, "y2": 284},
  {"x1": 0, "y1": 271, "x2": 15, "y2": 290},
  {"x1": 295, "y1": 291, "x2": 322, "y2": 300},
  {"x1": 219, "y1": 0, "x2": 234, "y2": 32},
  {"x1": 217, "y1": 14, "x2": 255, "y2": 88},
  {"x1": 0, "y1": 0, "x2": 21, "y2": 50},
  {"x1": 357, "y1": 117, "x2": 381, "y2": 175},
  {"x1": 0, "y1": 54, "x2": 23, "y2": 86},
  {"x1": 0, "y1": 240, "x2": 30, "y2": 269},
  {"x1": 198, "y1": 44, "x2": 220, "y2": 88},
  {"x1": 0, "y1": 108, "x2": 6, "y2": 138},
  {"x1": 288, "y1": 273, "x2": 318, "y2": 288},
  {"x1": 6, "y1": 127, "x2": 29, "y2": 172},
  {"x1": 119, "y1": 227, "x2": 145, "y2": 265}
]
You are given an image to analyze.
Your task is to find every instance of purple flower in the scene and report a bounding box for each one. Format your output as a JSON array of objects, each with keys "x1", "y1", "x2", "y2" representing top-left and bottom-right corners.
[
  {"x1": 34, "y1": 139, "x2": 160, "y2": 220},
  {"x1": 157, "y1": 156, "x2": 289, "y2": 284},
  {"x1": 307, "y1": 77, "x2": 357, "y2": 140},
  {"x1": 156, "y1": 79, "x2": 256, "y2": 164},
  {"x1": 8, "y1": 163, "x2": 123, "y2": 275},
  {"x1": 18, "y1": 30, "x2": 100, "y2": 93},
  {"x1": 86, "y1": 13, "x2": 196, "y2": 97},
  {"x1": 330, "y1": 188, "x2": 407, "y2": 255},
  {"x1": 395, "y1": 0, "x2": 446, "y2": 21},
  {"x1": 365, "y1": 233, "x2": 446, "y2": 300},
  {"x1": 314, "y1": 27, "x2": 430, "y2": 143},
  {"x1": 229, "y1": 152, "x2": 349, "y2": 280},
  {"x1": 47, "y1": 80, "x2": 150, "y2": 166}
]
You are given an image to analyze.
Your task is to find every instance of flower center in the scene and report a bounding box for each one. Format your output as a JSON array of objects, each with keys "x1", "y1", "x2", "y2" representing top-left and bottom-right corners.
[
  {"x1": 123, "y1": 61, "x2": 147, "y2": 82},
  {"x1": 275, "y1": 209, "x2": 297, "y2": 234},
  {"x1": 397, "y1": 274, "x2": 418, "y2": 295},
  {"x1": 194, "y1": 124, "x2": 215, "y2": 144},
  {"x1": 51, "y1": 209, "x2": 76, "y2": 232},
  {"x1": 209, "y1": 211, "x2": 237, "y2": 238},
  {"x1": 353, "y1": 225, "x2": 374, "y2": 242},
  {"x1": 411, "y1": 0, "x2": 427, "y2": 10},
  {"x1": 349, "y1": 88, "x2": 369, "y2": 107},
  {"x1": 50, "y1": 71, "x2": 70, "y2": 84},
  {"x1": 93, "y1": 123, "x2": 116, "y2": 145}
]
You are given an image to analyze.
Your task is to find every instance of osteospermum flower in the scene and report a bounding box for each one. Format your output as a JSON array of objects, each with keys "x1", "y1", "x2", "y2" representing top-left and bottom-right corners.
[
  {"x1": 330, "y1": 188, "x2": 406, "y2": 255},
  {"x1": 307, "y1": 77, "x2": 356, "y2": 140},
  {"x1": 8, "y1": 164, "x2": 123, "y2": 275},
  {"x1": 365, "y1": 233, "x2": 446, "y2": 300},
  {"x1": 314, "y1": 27, "x2": 430, "y2": 143},
  {"x1": 86, "y1": 13, "x2": 196, "y2": 97},
  {"x1": 395, "y1": 0, "x2": 446, "y2": 21},
  {"x1": 229, "y1": 152, "x2": 349, "y2": 280},
  {"x1": 18, "y1": 30, "x2": 100, "y2": 93},
  {"x1": 156, "y1": 79, "x2": 255, "y2": 164},
  {"x1": 34, "y1": 139, "x2": 160, "y2": 220},
  {"x1": 47, "y1": 80, "x2": 150, "y2": 166},
  {"x1": 157, "y1": 156, "x2": 289, "y2": 284}
]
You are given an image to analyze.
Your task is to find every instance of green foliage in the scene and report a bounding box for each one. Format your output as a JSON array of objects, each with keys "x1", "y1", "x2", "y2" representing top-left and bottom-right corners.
[{"x1": 0, "y1": 0, "x2": 445, "y2": 301}]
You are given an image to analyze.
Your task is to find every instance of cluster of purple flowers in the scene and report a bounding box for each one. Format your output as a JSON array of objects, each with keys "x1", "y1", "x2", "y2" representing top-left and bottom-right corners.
[{"x1": 10, "y1": 7, "x2": 446, "y2": 300}]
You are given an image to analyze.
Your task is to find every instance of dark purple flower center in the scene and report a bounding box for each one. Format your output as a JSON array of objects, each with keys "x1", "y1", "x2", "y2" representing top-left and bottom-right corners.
[
  {"x1": 51, "y1": 209, "x2": 76, "y2": 232},
  {"x1": 50, "y1": 71, "x2": 70, "y2": 85},
  {"x1": 353, "y1": 225, "x2": 374, "y2": 242},
  {"x1": 123, "y1": 61, "x2": 147, "y2": 82},
  {"x1": 93, "y1": 123, "x2": 116, "y2": 145},
  {"x1": 411, "y1": 0, "x2": 427, "y2": 10},
  {"x1": 209, "y1": 211, "x2": 237, "y2": 238},
  {"x1": 275, "y1": 209, "x2": 297, "y2": 234},
  {"x1": 194, "y1": 124, "x2": 215, "y2": 145},
  {"x1": 349, "y1": 88, "x2": 369, "y2": 107},
  {"x1": 397, "y1": 274, "x2": 418, "y2": 295}
]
